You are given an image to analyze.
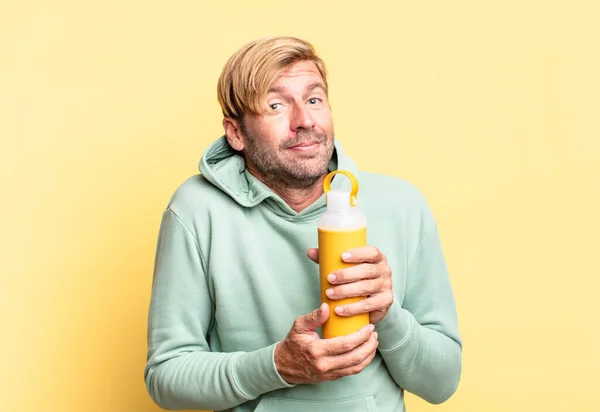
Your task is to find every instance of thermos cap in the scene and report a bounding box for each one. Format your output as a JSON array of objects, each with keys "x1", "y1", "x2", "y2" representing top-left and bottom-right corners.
[
  {"x1": 323, "y1": 170, "x2": 359, "y2": 207},
  {"x1": 326, "y1": 189, "x2": 353, "y2": 211}
]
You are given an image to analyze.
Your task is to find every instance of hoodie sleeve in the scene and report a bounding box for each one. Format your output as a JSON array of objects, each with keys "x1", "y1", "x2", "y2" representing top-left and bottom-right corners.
[
  {"x1": 144, "y1": 209, "x2": 294, "y2": 411},
  {"x1": 374, "y1": 223, "x2": 463, "y2": 404}
]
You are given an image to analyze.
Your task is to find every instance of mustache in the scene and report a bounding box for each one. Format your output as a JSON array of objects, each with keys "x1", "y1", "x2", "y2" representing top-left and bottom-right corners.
[{"x1": 281, "y1": 131, "x2": 329, "y2": 149}]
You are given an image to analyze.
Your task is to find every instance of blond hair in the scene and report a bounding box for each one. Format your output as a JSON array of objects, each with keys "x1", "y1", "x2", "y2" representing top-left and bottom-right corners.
[{"x1": 217, "y1": 36, "x2": 328, "y2": 120}]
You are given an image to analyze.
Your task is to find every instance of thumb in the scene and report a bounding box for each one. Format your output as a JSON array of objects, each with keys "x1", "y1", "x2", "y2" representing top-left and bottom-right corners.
[
  {"x1": 294, "y1": 303, "x2": 329, "y2": 333},
  {"x1": 307, "y1": 248, "x2": 319, "y2": 264}
]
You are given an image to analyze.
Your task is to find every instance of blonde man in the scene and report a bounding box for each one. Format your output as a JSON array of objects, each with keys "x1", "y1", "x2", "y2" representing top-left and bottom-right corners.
[{"x1": 145, "y1": 36, "x2": 462, "y2": 412}]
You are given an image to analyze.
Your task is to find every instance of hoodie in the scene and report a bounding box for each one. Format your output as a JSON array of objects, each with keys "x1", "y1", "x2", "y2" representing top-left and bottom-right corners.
[{"x1": 144, "y1": 136, "x2": 462, "y2": 412}]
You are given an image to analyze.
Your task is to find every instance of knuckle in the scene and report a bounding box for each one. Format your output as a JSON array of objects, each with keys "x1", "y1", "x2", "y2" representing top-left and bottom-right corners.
[
  {"x1": 292, "y1": 317, "x2": 304, "y2": 329},
  {"x1": 380, "y1": 278, "x2": 391, "y2": 293},
  {"x1": 378, "y1": 277, "x2": 386, "y2": 290},
  {"x1": 307, "y1": 346, "x2": 321, "y2": 359},
  {"x1": 339, "y1": 340, "x2": 352, "y2": 352},
  {"x1": 314, "y1": 359, "x2": 328, "y2": 373}
]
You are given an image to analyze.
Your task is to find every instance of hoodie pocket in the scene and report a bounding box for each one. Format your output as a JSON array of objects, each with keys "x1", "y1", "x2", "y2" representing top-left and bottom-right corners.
[{"x1": 254, "y1": 395, "x2": 379, "y2": 412}]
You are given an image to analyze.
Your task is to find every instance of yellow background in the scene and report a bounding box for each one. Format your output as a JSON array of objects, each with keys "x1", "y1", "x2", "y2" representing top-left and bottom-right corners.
[{"x1": 2, "y1": 1, "x2": 599, "y2": 411}]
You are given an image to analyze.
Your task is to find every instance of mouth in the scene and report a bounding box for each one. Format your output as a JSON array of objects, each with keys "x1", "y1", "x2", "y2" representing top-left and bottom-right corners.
[{"x1": 288, "y1": 141, "x2": 320, "y2": 152}]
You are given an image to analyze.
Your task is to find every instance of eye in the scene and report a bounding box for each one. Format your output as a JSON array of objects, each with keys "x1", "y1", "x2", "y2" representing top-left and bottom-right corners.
[
  {"x1": 270, "y1": 103, "x2": 281, "y2": 110},
  {"x1": 308, "y1": 98, "x2": 321, "y2": 105}
]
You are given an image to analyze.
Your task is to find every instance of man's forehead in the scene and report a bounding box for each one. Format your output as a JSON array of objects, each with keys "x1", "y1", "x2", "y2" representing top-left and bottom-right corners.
[
  {"x1": 275, "y1": 61, "x2": 322, "y2": 80},
  {"x1": 269, "y1": 65, "x2": 324, "y2": 92},
  {"x1": 269, "y1": 80, "x2": 325, "y2": 91}
]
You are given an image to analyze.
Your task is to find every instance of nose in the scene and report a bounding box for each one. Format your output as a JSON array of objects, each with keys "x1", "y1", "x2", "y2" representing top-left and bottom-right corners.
[{"x1": 289, "y1": 103, "x2": 315, "y2": 131}]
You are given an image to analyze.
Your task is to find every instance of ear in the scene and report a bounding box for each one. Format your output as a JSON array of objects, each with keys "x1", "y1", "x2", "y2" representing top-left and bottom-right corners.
[{"x1": 223, "y1": 117, "x2": 245, "y2": 151}]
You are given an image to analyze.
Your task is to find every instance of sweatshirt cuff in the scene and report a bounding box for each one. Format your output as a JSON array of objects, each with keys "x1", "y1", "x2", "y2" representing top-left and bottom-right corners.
[
  {"x1": 374, "y1": 300, "x2": 416, "y2": 352},
  {"x1": 233, "y1": 342, "x2": 295, "y2": 398}
]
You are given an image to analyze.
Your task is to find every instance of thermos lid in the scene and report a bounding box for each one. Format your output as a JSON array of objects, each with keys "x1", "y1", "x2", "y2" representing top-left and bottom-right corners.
[
  {"x1": 326, "y1": 189, "x2": 353, "y2": 211},
  {"x1": 323, "y1": 170, "x2": 359, "y2": 207}
]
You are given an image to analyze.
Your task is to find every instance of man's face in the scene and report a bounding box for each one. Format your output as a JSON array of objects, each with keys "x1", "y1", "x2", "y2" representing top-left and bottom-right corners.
[{"x1": 238, "y1": 60, "x2": 335, "y2": 189}]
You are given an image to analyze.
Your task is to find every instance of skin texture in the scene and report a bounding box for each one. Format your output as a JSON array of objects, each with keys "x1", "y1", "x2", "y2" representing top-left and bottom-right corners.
[
  {"x1": 223, "y1": 60, "x2": 335, "y2": 212},
  {"x1": 222, "y1": 60, "x2": 393, "y2": 384}
]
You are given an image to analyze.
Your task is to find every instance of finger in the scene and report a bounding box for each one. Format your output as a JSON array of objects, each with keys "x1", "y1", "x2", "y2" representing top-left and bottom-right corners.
[
  {"x1": 327, "y1": 346, "x2": 378, "y2": 380},
  {"x1": 341, "y1": 246, "x2": 384, "y2": 264},
  {"x1": 293, "y1": 303, "x2": 330, "y2": 333},
  {"x1": 327, "y1": 263, "x2": 380, "y2": 286},
  {"x1": 307, "y1": 248, "x2": 319, "y2": 264},
  {"x1": 334, "y1": 294, "x2": 392, "y2": 317},
  {"x1": 318, "y1": 323, "x2": 374, "y2": 356},
  {"x1": 323, "y1": 332, "x2": 379, "y2": 378},
  {"x1": 326, "y1": 279, "x2": 380, "y2": 300}
]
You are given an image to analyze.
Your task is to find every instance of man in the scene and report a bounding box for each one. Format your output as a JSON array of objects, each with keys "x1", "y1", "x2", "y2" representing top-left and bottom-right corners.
[{"x1": 144, "y1": 36, "x2": 462, "y2": 412}]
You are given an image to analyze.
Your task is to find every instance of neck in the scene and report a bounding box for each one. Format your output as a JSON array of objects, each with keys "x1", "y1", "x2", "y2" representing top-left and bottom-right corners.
[
  {"x1": 269, "y1": 178, "x2": 326, "y2": 213},
  {"x1": 246, "y1": 167, "x2": 327, "y2": 213}
]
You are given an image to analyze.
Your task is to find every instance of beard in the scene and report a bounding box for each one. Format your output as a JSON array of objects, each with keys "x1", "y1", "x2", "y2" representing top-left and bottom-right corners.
[{"x1": 240, "y1": 123, "x2": 335, "y2": 189}]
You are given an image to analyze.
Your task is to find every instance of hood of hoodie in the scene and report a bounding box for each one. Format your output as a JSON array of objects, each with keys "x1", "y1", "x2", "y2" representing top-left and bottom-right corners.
[{"x1": 198, "y1": 135, "x2": 358, "y2": 221}]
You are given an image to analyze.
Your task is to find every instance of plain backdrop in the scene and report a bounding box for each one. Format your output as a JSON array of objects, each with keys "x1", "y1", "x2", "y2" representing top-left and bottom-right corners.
[{"x1": 1, "y1": 1, "x2": 599, "y2": 411}]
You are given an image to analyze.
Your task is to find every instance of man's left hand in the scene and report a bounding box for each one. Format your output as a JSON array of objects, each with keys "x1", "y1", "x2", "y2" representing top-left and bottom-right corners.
[{"x1": 307, "y1": 246, "x2": 393, "y2": 324}]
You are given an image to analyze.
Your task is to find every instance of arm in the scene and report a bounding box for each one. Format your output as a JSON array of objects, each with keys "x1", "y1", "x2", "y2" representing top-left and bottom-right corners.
[
  {"x1": 376, "y1": 223, "x2": 462, "y2": 404},
  {"x1": 144, "y1": 209, "x2": 293, "y2": 411}
]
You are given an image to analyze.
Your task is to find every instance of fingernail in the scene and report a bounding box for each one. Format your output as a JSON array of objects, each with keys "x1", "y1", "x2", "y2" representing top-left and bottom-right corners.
[
  {"x1": 373, "y1": 332, "x2": 378, "y2": 340},
  {"x1": 327, "y1": 273, "x2": 336, "y2": 283},
  {"x1": 326, "y1": 288, "x2": 334, "y2": 297},
  {"x1": 369, "y1": 324, "x2": 375, "y2": 332},
  {"x1": 335, "y1": 306, "x2": 344, "y2": 314},
  {"x1": 341, "y1": 252, "x2": 352, "y2": 261},
  {"x1": 318, "y1": 303, "x2": 327, "y2": 315}
]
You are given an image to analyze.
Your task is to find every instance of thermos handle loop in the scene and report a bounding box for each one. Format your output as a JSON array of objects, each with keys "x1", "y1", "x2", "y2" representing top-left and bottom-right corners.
[{"x1": 323, "y1": 170, "x2": 359, "y2": 207}]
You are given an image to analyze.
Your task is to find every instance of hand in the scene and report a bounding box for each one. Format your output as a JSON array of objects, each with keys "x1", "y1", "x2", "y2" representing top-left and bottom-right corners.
[
  {"x1": 274, "y1": 303, "x2": 379, "y2": 384},
  {"x1": 307, "y1": 246, "x2": 393, "y2": 324}
]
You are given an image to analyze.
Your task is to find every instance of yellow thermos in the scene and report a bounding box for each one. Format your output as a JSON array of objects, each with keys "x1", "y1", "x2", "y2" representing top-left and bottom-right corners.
[{"x1": 318, "y1": 170, "x2": 369, "y2": 339}]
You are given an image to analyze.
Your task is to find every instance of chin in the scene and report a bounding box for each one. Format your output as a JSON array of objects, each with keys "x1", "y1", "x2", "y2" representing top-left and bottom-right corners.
[{"x1": 291, "y1": 162, "x2": 329, "y2": 178}]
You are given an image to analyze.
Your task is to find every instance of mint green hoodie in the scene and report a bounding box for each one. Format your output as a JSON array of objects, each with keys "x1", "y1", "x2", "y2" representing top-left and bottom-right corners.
[{"x1": 144, "y1": 136, "x2": 462, "y2": 412}]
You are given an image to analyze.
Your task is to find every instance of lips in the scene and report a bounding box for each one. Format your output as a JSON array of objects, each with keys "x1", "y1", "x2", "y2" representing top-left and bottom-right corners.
[{"x1": 290, "y1": 141, "x2": 319, "y2": 149}]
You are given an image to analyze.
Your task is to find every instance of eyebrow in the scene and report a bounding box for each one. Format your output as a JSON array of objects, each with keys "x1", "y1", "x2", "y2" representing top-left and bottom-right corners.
[
  {"x1": 267, "y1": 86, "x2": 286, "y2": 94},
  {"x1": 306, "y1": 82, "x2": 326, "y2": 93},
  {"x1": 267, "y1": 82, "x2": 327, "y2": 95}
]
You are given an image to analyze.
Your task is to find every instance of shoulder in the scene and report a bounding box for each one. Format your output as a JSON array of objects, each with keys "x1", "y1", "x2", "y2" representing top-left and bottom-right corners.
[
  {"x1": 357, "y1": 171, "x2": 429, "y2": 208},
  {"x1": 357, "y1": 170, "x2": 437, "y2": 231},
  {"x1": 162, "y1": 174, "x2": 233, "y2": 225}
]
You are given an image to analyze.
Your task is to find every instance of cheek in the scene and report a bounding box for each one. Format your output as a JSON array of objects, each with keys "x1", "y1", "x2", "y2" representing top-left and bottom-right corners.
[
  {"x1": 248, "y1": 119, "x2": 289, "y2": 152},
  {"x1": 255, "y1": 118, "x2": 290, "y2": 148},
  {"x1": 314, "y1": 110, "x2": 334, "y2": 133},
  {"x1": 255, "y1": 118, "x2": 285, "y2": 142}
]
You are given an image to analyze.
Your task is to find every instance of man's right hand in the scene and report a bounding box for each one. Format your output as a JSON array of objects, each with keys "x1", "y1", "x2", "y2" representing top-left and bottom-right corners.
[{"x1": 274, "y1": 303, "x2": 379, "y2": 384}]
